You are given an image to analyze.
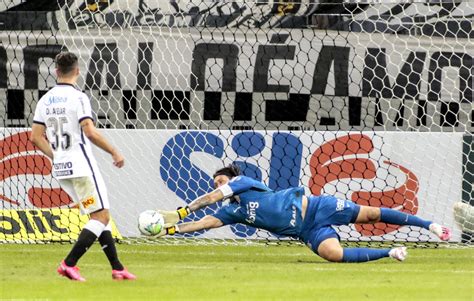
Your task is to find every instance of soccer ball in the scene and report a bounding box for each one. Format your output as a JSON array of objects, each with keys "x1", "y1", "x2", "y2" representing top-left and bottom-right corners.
[{"x1": 138, "y1": 210, "x2": 165, "y2": 236}]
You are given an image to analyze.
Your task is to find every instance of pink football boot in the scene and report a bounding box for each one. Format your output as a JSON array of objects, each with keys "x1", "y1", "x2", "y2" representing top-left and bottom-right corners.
[
  {"x1": 112, "y1": 268, "x2": 137, "y2": 280},
  {"x1": 57, "y1": 260, "x2": 85, "y2": 282}
]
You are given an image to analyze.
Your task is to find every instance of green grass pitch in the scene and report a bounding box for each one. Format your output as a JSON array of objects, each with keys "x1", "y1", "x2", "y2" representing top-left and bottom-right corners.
[{"x1": 0, "y1": 243, "x2": 472, "y2": 300}]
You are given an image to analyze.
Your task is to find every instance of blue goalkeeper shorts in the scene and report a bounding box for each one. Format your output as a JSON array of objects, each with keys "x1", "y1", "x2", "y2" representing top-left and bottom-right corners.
[{"x1": 299, "y1": 195, "x2": 360, "y2": 254}]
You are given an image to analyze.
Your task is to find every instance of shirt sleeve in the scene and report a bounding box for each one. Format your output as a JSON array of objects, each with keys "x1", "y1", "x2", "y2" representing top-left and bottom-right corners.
[
  {"x1": 212, "y1": 203, "x2": 241, "y2": 225},
  {"x1": 77, "y1": 94, "x2": 94, "y2": 123},
  {"x1": 217, "y1": 176, "x2": 254, "y2": 198},
  {"x1": 32, "y1": 101, "x2": 45, "y2": 125}
]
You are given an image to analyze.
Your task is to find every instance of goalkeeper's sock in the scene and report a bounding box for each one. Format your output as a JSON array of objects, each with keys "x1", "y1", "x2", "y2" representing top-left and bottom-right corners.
[
  {"x1": 342, "y1": 248, "x2": 390, "y2": 263},
  {"x1": 380, "y1": 208, "x2": 431, "y2": 229},
  {"x1": 98, "y1": 227, "x2": 124, "y2": 271},
  {"x1": 64, "y1": 219, "x2": 105, "y2": 267}
]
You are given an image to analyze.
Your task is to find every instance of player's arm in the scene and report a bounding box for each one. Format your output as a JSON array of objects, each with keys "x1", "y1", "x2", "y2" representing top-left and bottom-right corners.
[
  {"x1": 177, "y1": 215, "x2": 224, "y2": 232},
  {"x1": 80, "y1": 118, "x2": 124, "y2": 168},
  {"x1": 30, "y1": 123, "x2": 53, "y2": 159},
  {"x1": 188, "y1": 189, "x2": 225, "y2": 212},
  {"x1": 156, "y1": 215, "x2": 223, "y2": 237},
  {"x1": 158, "y1": 189, "x2": 224, "y2": 227},
  {"x1": 159, "y1": 177, "x2": 253, "y2": 226}
]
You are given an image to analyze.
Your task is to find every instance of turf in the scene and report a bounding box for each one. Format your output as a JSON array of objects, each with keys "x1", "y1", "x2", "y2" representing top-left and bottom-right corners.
[{"x1": 0, "y1": 243, "x2": 472, "y2": 301}]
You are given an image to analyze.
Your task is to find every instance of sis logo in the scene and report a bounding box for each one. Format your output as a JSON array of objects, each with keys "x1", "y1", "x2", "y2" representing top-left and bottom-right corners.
[{"x1": 160, "y1": 131, "x2": 419, "y2": 238}]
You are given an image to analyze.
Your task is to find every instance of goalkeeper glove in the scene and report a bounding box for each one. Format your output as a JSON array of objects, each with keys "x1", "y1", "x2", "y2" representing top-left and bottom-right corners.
[
  {"x1": 155, "y1": 225, "x2": 179, "y2": 238},
  {"x1": 157, "y1": 206, "x2": 191, "y2": 227}
]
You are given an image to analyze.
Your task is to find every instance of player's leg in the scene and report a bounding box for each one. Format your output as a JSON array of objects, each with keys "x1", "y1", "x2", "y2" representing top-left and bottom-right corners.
[
  {"x1": 313, "y1": 228, "x2": 404, "y2": 263},
  {"x1": 97, "y1": 219, "x2": 136, "y2": 280},
  {"x1": 58, "y1": 177, "x2": 108, "y2": 281},
  {"x1": 92, "y1": 170, "x2": 136, "y2": 280},
  {"x1": 355, "y1": 206, "x2": 451, "y2": 241},
  {"x1": 56, "y1": 178, "x2": 86, "y2": 281},
  {"x1": 316, "y1": 238, "x2": 343, "y2": 262},
  {"x1": 303, "y1": 196, "x2": 408, "y2": 262},
  {"x1": 61, "y1": 177, "x2": 107, "y2": 272},
  {"x1": 63, "y1": 208, "x2": 108, "y2": 267},
  {"x1": 98, "y1": 221, "x2": 123, "y2": 270},
  {"x1": 89, "y1": 173, "x2": 122, "y2": 270}
]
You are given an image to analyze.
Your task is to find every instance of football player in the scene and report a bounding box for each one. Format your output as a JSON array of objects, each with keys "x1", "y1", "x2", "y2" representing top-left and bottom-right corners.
[
  {"x1": 156, "y1": 164, "x2": 452, "y2": 263},
  {"x1": 31, "y1": 52, "x2": 136, "y2": 281}
]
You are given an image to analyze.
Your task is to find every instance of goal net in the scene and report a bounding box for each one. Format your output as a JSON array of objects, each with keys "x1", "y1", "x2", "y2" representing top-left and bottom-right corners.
[{"x1": 0, "y1": 0, "x2": 472, "y2": 246}]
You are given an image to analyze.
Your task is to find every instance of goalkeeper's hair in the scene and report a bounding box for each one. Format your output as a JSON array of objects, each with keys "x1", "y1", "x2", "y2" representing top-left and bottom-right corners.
[
  {"x1": 55, "y1": 51, "x2": 78, "y2": 75},
  {"x1": 213, "y1": 164, "x2": 241, "y2": 179}
]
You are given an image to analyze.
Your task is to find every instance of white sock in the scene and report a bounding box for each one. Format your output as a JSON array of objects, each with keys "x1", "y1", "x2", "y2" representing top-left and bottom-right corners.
[{"x1": 84, "y1": 219, "x2": 106, "y2": 237}]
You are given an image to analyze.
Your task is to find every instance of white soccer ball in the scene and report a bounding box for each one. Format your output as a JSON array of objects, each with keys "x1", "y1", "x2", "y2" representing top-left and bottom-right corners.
[{"x1": 138, "y1": 210, "x2": 165, "y2": 236}]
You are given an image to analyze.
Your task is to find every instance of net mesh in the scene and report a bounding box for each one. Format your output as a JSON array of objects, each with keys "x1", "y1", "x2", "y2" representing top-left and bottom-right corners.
[{"x1": 0, "y1": 0, "x2": 472, "y2": 246}]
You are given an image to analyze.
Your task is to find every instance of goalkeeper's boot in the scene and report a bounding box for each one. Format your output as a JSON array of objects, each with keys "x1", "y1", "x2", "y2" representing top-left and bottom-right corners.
[
  {"x1": 112, "y1": 268, "x2": 137, "y2": 280},
  {"x1": 388, "y1": 247, "x2": 407, "y2": 261},
  {"x1": 429, "y1": 223, "x2": 452, "y2": 241},
  {"x1": 57, "y1": 260, "x2": 85, "y2": 282}
]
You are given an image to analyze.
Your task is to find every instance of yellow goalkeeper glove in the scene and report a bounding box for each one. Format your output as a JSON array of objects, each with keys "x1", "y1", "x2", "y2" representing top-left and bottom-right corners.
[
  {"x1": 157, "y1": 206, "x2": 191, "y2": 227},
  {"x1": 154, "y1": 225, "x2": 179, "y2": 238}
]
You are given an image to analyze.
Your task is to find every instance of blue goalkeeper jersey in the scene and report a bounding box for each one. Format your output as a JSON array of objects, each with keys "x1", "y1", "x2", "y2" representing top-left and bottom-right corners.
[{"x1": 212, "y1": 176, "x2": 304, "y2": 238}]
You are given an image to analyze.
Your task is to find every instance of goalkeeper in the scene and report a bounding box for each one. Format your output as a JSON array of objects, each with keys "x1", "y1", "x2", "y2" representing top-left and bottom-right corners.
[{"x1": 155, "y1": 165, "x2": 452, "y2": 263}]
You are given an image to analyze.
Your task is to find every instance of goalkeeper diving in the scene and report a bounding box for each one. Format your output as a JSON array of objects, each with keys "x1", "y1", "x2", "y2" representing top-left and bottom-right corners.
[{"x1": 153, "y1": 165, "x2": 452, "y2": 263}]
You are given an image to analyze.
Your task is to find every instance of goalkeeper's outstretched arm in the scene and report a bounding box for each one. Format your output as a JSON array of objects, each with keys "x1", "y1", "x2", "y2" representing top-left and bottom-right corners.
[
  {"x1": 177, "y1": 215, "x2": 223, "y2": 233},
  {"x1": 157, "y1": 189, "x2": 225, "y2": 227},
  {"x1": 157, "y1": 215, "x2": 223, "y2": 237},
  {"x1": 187, "y1": 189, "x2": 225, "y2": 212}
]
